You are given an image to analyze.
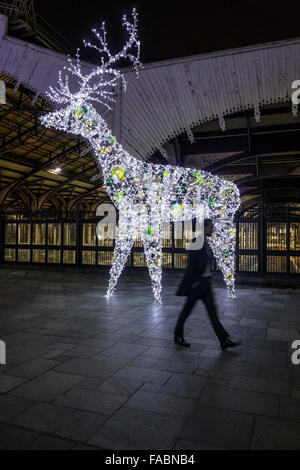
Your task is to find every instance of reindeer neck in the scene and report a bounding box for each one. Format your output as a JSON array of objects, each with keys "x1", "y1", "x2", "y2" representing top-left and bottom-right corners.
[{"x1": 80, "y1": 106, "x2": 139, "y2": 174}]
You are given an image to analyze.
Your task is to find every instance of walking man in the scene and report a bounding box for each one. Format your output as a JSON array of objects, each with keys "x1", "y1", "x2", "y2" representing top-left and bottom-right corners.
[{"x1": 174, "y1": 218, "x2": 241, "y2": 349}]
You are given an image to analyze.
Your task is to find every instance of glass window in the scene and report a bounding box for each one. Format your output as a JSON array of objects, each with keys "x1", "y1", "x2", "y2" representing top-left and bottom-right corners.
[
  {"x1": 82, "y1": 223, "x2": 96, "y2": 246},
  {"x1": 48, "y1": 250, "x2": 61, "y2": 264},
  {"x1": 5, "y1": 223, "x2": 16, "y2": 244},
  {"x1": 267, "y1": 223, "x2": 287, "y2": 251},
  {"x1": 64, "y1": 223, "x2": 76, "y2": 246},
  {"x1": 133, "y1": 252, "x2": 147, "y2": 267},
  {"x1": 18, "y1": 224, "x2": 30, "y2": 245},
  {"x1": 174, "y1": 253, "x2": 187, "y2": 269},
  {"x1": 290, "y1": 222, "x2": 300, "y2": 250},
  {"x1": 18, "y1": 249, "x2": 30, "y2": 262},
  {"x1": 48, "y1": 223, "x2": 61, "y2": 246},
  {"x1": 98, "y1": 251, "x2": 113, "y2": 265},
  {"x1": 239, "y1": 223, "x2": 258, "y2": 250},
  {"x1": 162, "y1": 252, "x2": 172, "y2": 268},
  {"x1": 162, "y1": 223, "x2": 172, "y2": 248},
  {"x1": 267, "y1": 255, "x2": 287, "y2": 273},
  {"x1": 63, "y1": 250, "x2": 76, "y2": 264},
  {"x1": 4, "y1": 248, "x2": 15, "y2": 262},
  {"x1": 32, "y1": 249, "x2": 45, "y2": 263},
  {"x1": 174, "y1": 222, "x2": 184, "y2": 249},
  {"x1": 134, "y1": 231, "x2": 143, "y2": 247},
  {"x1": 174, "y1": 222, "x2": 196, "y2": 249},
  {"x1": 82, "y1": 251, "x2": 96, "y2": 265},
  {"x1": 97, "y1": 222, "x2": 114, "y2": 247},
  {"x1": 290, "y1": 256, "x2": 300, "y2": 273},
  {"x1": 32, "y1": 223, "x2": 46, "y2": 245},
  {"x1": 239, "y1": 254, "x2": 258, "y2": 272}
]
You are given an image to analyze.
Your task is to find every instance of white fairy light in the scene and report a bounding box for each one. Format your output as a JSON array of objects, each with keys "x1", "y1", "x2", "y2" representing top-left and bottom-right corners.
[{"x1": 40, "y1": 9, "x2": 240, "y2": 302}]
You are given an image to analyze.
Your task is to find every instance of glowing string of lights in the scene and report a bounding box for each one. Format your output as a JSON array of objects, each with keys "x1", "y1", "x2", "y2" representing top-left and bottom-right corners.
[{"x1": 40, "y1": 9, "x2": 240, "y2": 302}]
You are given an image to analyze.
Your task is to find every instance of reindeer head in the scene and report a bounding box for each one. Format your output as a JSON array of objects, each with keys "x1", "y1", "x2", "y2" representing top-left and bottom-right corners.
[{"x1": 40, "y1": 9, "x2": 141, "y2": 135}]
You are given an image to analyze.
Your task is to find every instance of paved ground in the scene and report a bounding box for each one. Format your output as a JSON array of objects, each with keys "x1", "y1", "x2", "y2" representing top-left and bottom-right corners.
[{"x1": 0, "y1": 268, "x2": 300, "y2": 450}]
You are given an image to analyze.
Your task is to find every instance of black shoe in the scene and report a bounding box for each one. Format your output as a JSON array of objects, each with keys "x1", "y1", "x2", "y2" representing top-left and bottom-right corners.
[
  {"x1": 174, "y1": 336, "x2": 191, "y2": 347},
  {"x1": 220, "y1": 338, "x2": 242, "y2": 350}
]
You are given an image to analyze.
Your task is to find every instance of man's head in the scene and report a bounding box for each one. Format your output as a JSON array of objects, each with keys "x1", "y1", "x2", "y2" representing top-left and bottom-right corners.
[{"x1": 204, "y1": 218, "x2": 214, "y2": 237}]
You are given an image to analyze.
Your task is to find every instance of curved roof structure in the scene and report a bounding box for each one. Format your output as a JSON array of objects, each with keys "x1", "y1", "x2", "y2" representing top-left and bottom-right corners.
[
  {"x1": 1, "y1": 12, "x2": 300, "y2": 158},
  {"x1": 0, "y1": 12, "x2": 300, "y2": 212}
]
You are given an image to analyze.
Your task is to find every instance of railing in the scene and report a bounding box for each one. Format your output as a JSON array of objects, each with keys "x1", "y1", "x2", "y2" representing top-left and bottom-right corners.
[{"x1": 0, "y1": 2, "x2": 79, "y2": 56}]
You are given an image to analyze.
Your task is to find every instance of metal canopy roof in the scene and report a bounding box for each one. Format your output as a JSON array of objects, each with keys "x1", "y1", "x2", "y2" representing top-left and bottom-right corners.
[{"x1": 0, "y1": 12, "x2": 300, "y2": 212}]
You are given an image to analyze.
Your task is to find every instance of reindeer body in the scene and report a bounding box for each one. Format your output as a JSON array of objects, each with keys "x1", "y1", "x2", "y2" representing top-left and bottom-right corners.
[{"x1": 41, "y1": 10, "x2": 240, "y2": 302}]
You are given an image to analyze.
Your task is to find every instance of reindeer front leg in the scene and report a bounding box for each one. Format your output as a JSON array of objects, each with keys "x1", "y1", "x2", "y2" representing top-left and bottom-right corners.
[
  {"x1": 140, "y1": 214, "x2": 163, "y2": 303},
  {"x1": 107, "y1": 215, "x2": 136, "y2": 297},
  {"x1": 208, "y1": 219, "x2": 236, "y2": 298}
]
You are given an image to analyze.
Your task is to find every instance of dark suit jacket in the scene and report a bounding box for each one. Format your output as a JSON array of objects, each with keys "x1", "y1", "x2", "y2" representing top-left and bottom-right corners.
[{"x1": 175, "y1": 238, "x2": 212, "y2": 297}]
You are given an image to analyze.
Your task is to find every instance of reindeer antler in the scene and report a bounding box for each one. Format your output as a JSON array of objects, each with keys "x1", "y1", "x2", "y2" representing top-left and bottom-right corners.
[
  {"x1": 84, "y1": 8, "x2": 141, "y2": 77},
  {"x1": 45, "y1": 9, "x2": 141, "y2": 110}
]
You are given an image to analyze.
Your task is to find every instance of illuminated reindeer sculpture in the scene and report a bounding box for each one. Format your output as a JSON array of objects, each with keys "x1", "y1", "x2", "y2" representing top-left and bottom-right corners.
[{"x1": 41, "y1": 9, "x2": 240, "y2": 302}]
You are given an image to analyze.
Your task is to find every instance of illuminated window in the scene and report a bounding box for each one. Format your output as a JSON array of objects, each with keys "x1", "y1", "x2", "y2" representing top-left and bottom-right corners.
[
  {"x1": 18, "y1": 224, "x2": 30, "y2": 245},
  {"x1": 267, "y1": 223, "x2": 286, "y2": 250},
  {"x1": 48, "y1": 250, "x2": 61, "y2": 264},
  {"x1": 4, "y1": 248, "x2": 15, "y2": 262},
  {"x1": 63, "y1": 250, "x2": 76, "y2": 264},
  {"x1": 290, "y1": 256, "x2": 300, "y2": 273},
  {"x1": 290, "y1": 222, "x2": 300, "y2": 250},
  {"x1": 97, "y1": 222, "x2": 114, "y2": 246},
  {"x1": 239, "y1": 255, "x2": 258, "y2": 272},
  {"x1": 239, "y1": 223, "x2": 257, "y2": 250},
  {"x1": 162, "y1": 223, "x2": 172, "y2": 248},
  {"x1": 134, "y1": 231, "x2": 143, "y2": 247},
  {"x1": 82, "y1": 251, "x2": 96, "y2": 264},
  {"x1": 162, "y1": 252, "x2": 172, "y2": 267},
  {"x1": 63, "y1": 224, "x2": 76, "y2": 246},
  {"x1": 32, "y1": 249, "x2": 45, "y2": 263},
  {"x1": 98, "y1": 251, "x2": 113, "y2": 265},
  {"x1": 267, "y1": 256, "x2": 286, "y2": 273},
  {"x1": 5, "y1": 223, "x2": 16, "y2": 244},
  {"x1": 18, "y1": 249, "x2": 30, "y2": 262},
  {"x1": 32, "y1": 223, "x2": 46, "y2": 245},
  {"x1": 133, "y1": 252, "x2": 147, "y2": 267},
  {"x1": 174, "y1": 222, "x2": 185, "y2": 249},
  {"x1": 48, "y1": 223, "x2": 61, "y2": 245},
  {"x1": 82, "y1": 223, "x2": 96, "y2": 246},
  {"x1": 174, "y1": 253, "x2": 187, "y2": 269}
]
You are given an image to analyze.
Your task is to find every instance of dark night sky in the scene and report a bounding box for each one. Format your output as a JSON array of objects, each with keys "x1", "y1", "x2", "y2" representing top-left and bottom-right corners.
[{"x1": 35, "y1": 0, "x2": 300, "y2": 64}]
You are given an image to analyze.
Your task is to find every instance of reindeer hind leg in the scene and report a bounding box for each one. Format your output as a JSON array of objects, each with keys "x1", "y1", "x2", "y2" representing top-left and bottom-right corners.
[{"x1": 107, "y1": 218, "x2": 136, "y2": 297}]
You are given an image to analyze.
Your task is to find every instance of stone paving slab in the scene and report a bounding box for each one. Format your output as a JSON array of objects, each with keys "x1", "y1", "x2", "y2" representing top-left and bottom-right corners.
[
  {"x1": 0, "y1": 423, "x2": 38, "y2": 450},
  {"x1": 198, "y1": 384, "x2": 279, "y2": 416},
  {"x1": 0, "y1": 268, "x2": 300, "y2": 449},
  {"x1": 14, "y1": 403, "x2": 106, "y2": 442},
  {"x1": 180, "y1": 405, "x2": 254, "y2": 450},
  {"x1": 251, "y1": 416, "x2": 300, "y2": 450},
  {"x1": 55, "y1": 387, "x2": 128, "y2": 415},
  {"x1": 87, "y1": 407, "x2": 185, "y2": 450}
]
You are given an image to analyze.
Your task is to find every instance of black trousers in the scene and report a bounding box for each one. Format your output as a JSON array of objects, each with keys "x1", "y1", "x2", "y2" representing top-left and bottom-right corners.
[{"x1": 174, "y1": 278, "x2": 229, "y2": 343}]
